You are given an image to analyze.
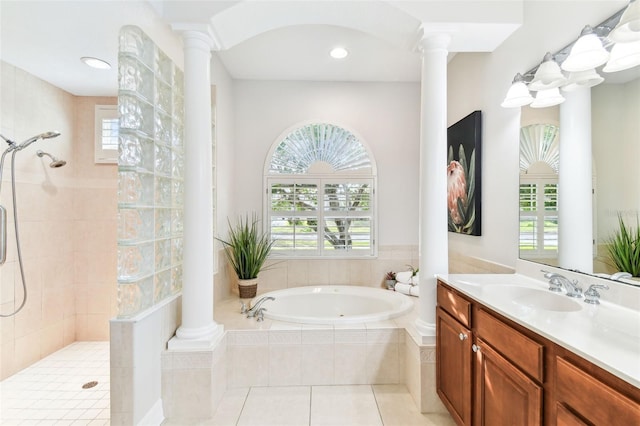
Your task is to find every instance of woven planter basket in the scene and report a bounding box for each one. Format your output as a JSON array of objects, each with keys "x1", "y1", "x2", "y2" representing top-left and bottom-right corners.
[{"x1": 238, "y1": 278, "x2": 258, "y2": 299}]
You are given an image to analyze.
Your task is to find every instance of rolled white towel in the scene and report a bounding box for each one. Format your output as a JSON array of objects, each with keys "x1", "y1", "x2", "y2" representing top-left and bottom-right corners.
[
  {"x1": 395, "y1": 271, "x2": 413, "y2": 284},
  {"x1": 410, "y1": 272, "x2": 419, "y2": 285},
  {"x1": 395, "y1": 283, "x2": 418, "y2": 297},
  {"x1": 394, "y1": 283, "x2": 413, "y2": 296},
  {"x1": 409, "y1": 286, "x2": 420, "y2": 297}
]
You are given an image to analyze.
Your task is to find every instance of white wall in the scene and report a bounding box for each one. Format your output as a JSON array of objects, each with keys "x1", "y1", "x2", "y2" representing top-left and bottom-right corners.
[
  {"x1": 211, "y1": 54, "x2": 236, "y2": 239},
  {"x1": 233, "y1": 80, "x2": 421, "y2": 246},
  {"x1": 446, "y1": 1, "x2": 626, "y2": 269},
  {"x1": 592, "y1": 78, "x2": 640, "y2": 242}
]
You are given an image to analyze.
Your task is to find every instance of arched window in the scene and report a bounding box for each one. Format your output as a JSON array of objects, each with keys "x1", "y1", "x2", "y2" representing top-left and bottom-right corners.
[{"x1": 265, "y1": 123, "x2": 377, "y2": 257}]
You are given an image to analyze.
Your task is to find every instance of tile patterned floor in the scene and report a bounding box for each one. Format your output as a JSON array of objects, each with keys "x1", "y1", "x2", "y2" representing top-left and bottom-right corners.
[
  {"x1": 166, "y1": 384, "x2": 456, "y2": 426},
  {"x1": 0, "y1": 342, "x2": 110, "y2": 426}
]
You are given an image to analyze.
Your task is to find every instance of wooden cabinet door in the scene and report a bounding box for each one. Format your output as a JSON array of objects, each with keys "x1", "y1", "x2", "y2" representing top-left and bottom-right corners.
[
  {"x1": 437, "y1": 307, "x2": 472, "y2": 426},
  {"x1": 474, "y1": 338, "x2": 542, "y2": 426}
]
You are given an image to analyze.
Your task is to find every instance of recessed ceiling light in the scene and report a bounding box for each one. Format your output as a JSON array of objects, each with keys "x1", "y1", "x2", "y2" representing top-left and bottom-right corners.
[
  {"x1": 330, "y1": 47, "x2": 349, "y2": 59},
  {"x1": 80, "y1": 56, "x2": 111, "y2": 70}
]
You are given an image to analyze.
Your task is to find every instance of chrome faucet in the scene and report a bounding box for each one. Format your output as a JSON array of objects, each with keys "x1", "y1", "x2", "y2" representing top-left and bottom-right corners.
[
  {"x1": 542, "y1": 270, "x2": 583, "y2": 298},
  {"x1": 246, "y1": 296, "x2": 275, "y2": 318},
  {"x1": 584, "y1": 284, "x2": 609, "y2": 305},
  {"x1": 610, "y1": 272, "x2": 632, "y2": 281}
]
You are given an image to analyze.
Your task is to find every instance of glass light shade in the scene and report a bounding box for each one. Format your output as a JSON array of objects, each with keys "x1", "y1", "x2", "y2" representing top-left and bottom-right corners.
[
  {"x1": 531, "y1": 87, "x2": 565, "y2": 108},
  {"x1": 561, "y1": 26, "x2": 609, "y2": 72},
  {"x1": 528, "y1": 53, "x2": 567, "y2": 91},
  {"x1": 609, "y1": 0, "x2": 640, "y2": 43},
  {"x1": 562, "y1": 69, "x2": 604, "y2": 92},
  {"x1": 501, "y1": 75, "x2": 533, "y2": 108},
  {"x1": 80, "y1": 56, "x2": 111, "y2": 69},
  {"x1": 330, "y1": 47, "x2": 349, "y2": 59},
  {"x1": 603, "y1": 40, "x2": 640, "y2": 72}
]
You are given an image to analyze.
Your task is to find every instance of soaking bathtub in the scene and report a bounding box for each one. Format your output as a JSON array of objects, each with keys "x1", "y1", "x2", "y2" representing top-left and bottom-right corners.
[{"x1": 253, "y1": 285, "x2": 414, "y2": 325}]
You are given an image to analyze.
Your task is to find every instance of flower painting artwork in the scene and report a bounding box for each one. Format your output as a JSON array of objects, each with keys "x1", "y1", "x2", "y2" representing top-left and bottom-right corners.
[{"x1": 447, "y1": 111, "x2": 482, "y2": 236}]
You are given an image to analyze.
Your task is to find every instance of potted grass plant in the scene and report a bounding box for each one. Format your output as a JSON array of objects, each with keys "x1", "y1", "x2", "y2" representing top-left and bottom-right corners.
[
  {"x1": 607, "y1": 214, "x2": 640, "y2": 278},
  {"x1": 217, "y1": 213, "x2": 276, "y2": 298}
]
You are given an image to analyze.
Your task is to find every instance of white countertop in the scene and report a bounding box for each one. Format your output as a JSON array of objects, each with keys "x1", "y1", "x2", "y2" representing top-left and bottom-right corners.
[{"x1": 437, "y1": 273, "x2": 640, "y2": 389}]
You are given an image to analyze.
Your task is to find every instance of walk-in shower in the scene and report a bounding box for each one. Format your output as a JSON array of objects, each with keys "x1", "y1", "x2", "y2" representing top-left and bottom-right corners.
[{"x1": 0, "y1": 131, "x2": 62, "y2": 317}]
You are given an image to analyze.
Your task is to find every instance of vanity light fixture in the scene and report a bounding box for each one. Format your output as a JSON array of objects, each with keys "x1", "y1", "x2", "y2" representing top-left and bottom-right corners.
[
  {"x1": 561, "y1": 26, "x2": 610, "y2": 72},
  {"x1": 80, "y1": 56, "x2": 111, "y2": 69},
  {"x1": 502, "y1": 4, "x2": 636, "y2": 109},
  {"x1": 562, "y1": 69, "x2": 605, "y2": 92},
  {"x1": 603, "y1": 39, "x2": 640, "y2": 72},
  {"x1": 329, "y1": 47, "x2": 349, "y2": 59},
  {"x1": 528, "y1": 53, "x2": 567, "y2": 91},
  {"x1": 609, "y1": 0, "x2": 640, "y2": 42},
  {"x1": 530, "y1": 87, "x2": 565, "y2": 108},
  {"x1": 501, "y1": 73, "x2": 534, "y2": 107}
]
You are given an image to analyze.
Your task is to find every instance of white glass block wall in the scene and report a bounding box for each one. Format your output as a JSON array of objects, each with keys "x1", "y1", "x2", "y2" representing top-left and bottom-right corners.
[{"x1": 117, "y1": 26, "x2": 184, "y2": 318}]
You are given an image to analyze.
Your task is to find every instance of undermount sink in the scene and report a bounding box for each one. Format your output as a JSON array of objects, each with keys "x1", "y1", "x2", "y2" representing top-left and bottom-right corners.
[{"x1": 482, "y1": 285, "x2": 582, "y2": 312}]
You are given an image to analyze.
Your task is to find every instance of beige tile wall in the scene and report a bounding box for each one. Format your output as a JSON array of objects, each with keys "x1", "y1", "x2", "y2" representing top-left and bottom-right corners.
[
  {"x1": 217, "y1": 245, "x2": 514, "y2": 300},
  {"x1": 0, "y1": 61, "x2": 117, "y2": 380},
  {"x1": 218, "y1": 245, "x2": 420, "y2": 300},
  {"x1": 225, "y1": 326, "x2": 405, "y2": 389}
]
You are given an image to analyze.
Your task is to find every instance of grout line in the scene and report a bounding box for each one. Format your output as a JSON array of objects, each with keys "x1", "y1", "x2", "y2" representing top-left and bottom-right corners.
[
  {"x1": 235, "y1": 387, "x2": 251, "y2": 426},
  {"x1": 309, "y1": 385, "x2": 314, "y2": 426},
  {"x1": 371, "y1": 384, "x2": 386, "y2": 425}
]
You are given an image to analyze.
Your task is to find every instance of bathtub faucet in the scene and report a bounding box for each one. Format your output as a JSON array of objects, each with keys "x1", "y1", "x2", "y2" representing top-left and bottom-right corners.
[{"x1": 246, "y1": 296, "x2": 275, "y2": 318}]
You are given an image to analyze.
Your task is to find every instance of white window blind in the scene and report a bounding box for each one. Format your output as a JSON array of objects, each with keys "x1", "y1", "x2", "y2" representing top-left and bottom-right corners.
[
  {"x1": 95, "y1": 105, "x2": 119, "y2": 163},
  {"x1": 268, "y1": 178, "x2": 374, "y2": 256},
  {"x1": 519, "y1": 178, "x2": 558, "y2": 257}
]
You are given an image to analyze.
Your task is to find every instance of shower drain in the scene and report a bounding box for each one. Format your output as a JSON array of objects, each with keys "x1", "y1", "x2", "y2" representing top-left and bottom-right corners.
[{"x1": 82, "y1": 381, "x2": 98, "y2": 389}]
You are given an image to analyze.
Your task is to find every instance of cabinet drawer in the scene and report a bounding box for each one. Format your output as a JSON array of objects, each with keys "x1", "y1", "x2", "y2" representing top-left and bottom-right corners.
[
  {"x1": 556, "y1": 357, "x2": 640, "y2": 425},
  {"x1": 475, "y1": 309, "x2": 544, "y2": 382},
  {"x1": 437, "y1": 282, "x2": 471, "y2": 328}
]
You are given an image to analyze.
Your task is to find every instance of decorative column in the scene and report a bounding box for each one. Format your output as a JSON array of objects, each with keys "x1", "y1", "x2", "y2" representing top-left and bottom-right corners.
[
  {"x1": 168, "y1": 28, "x2": 223, "y2": 349},
  {"x1": 416, "y1": 33, "x2": 451, "y2": 344},
  {"x1": 558, "y1": 89, "x2": 593, "y2": 274}
]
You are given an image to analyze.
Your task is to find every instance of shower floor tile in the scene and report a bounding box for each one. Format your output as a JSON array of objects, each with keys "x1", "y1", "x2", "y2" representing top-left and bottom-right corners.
[{"x1": 0, "y1": 341, "x2": 110, "y2": 425}]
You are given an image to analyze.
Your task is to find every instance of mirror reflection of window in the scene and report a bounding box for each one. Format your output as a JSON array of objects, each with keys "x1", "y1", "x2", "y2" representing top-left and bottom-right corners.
[{"x1": 519, "y1": 124, "x2": 560, "y2": 263}]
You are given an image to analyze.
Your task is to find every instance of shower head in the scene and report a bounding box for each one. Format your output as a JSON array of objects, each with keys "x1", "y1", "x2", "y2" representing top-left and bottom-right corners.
[
  {"x1": 36, "y1": 150, "x2": 67, "y2": 168},
  {"x1": 17, "y1": 131, "x2": 61, "y2": 150}
]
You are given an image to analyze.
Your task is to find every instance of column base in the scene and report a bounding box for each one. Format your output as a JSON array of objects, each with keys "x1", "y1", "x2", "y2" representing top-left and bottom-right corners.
[
  {"x1": 168, "y1": 322, "x2": 224, "y2": 350},
  {"x1": 414, "y1": 318, "x2": 436, "y2": 345}
]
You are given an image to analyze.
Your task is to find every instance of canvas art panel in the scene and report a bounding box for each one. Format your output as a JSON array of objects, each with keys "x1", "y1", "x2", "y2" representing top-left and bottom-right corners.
[{"x1": 447, "y1": 110, "x2": 482, "y2": 236}]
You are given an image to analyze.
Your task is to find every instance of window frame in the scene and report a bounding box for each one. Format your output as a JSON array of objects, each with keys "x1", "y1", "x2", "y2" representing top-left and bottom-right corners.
[{"x1": 94, "y1": 104, "x2": 119, "y2": 164}]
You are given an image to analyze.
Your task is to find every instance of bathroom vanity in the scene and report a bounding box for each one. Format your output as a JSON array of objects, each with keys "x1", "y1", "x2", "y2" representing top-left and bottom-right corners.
[{"x1": 435, "y1": 274, "x2": 640, "y2": 426}]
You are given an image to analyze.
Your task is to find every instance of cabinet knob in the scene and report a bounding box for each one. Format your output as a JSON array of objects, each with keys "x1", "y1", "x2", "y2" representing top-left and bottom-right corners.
[
  {"x1": 459, "y1": 333, "x2": 468, "y2": 341},
  {"x1": 472, "y1": 344, "x2": 480, "y2": 353}
]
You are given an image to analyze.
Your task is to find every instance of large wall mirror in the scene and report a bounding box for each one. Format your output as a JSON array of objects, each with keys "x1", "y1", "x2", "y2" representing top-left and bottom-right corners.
[{"x1": 519, "y1": 68, "x2": 640, "y2": 285}]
